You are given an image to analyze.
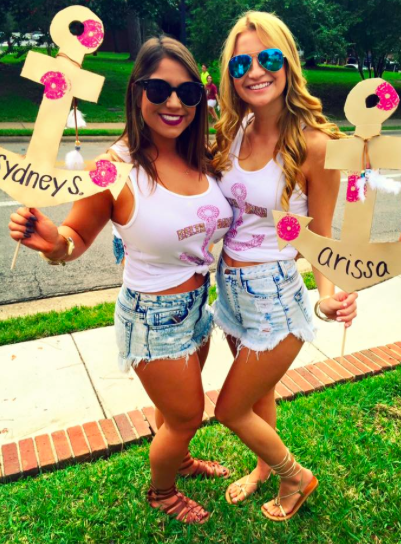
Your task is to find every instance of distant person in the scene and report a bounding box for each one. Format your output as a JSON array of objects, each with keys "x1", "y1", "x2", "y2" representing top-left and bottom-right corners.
[
  {"x1": 200, "y1": 63, "x2": 210, "y2": 85},
  {"x1": 206, "y1": 74, "x2": 219, "y2": 122}
]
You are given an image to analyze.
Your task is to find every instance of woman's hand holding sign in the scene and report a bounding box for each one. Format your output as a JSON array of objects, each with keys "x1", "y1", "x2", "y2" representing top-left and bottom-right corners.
[
  {"x1": 317, "y1": 291, "x2": 358, "y2": 328},
  {"x1": 9, "y1": 207, "x2": 60, "y2": 256}
]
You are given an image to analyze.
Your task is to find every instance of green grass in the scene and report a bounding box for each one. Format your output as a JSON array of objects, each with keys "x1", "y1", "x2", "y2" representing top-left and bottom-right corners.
[
  {"x1": 1, "y1": 126, "x2": 400, "y2": 138},
  {"x1": 0, "y1": 274, "x2": 315, "y2": 347},
  {"x1": 2, "y1": 51, "x2": 401, "y2": 122},
  {"x1": 302, "y1": 271, "x2": 317, "y2": 290},
  {"x1": 0, "y1": 367, "x2": 400, "y2": 543}
]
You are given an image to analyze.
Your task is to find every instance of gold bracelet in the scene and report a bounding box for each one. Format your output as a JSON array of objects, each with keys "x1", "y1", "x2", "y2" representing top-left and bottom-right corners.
[
  {"x1": 39, "y1": 236, "x2": 75, "y2": 266},
  {"x1": 314, "y1": 295, "x2": 333, "y2": 322}
]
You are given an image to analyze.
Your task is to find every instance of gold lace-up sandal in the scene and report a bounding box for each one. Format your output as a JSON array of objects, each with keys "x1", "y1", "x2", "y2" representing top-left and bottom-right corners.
[
  {"x1": 261, "y1": 449, "x2": 318, "y2": 522},
  {"x1": 147, "y1": 484, "x2": 210, "y2": 524},
  {"x1": 178, "y1": 451, "x2": 230, "y2": 479},
  {"x1": 225, "y1": 471, "x2": 272, "y2": 505}
]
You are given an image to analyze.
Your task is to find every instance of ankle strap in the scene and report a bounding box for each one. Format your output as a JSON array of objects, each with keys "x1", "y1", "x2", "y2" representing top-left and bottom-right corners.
[
  {"x1": 270, "y1": 449, "x2": 302, "y2": 479},
  {"x1": 270, "y1": 449, "x2": 290, "y2": 472},
  {"x1": 148, "y1": 483, "x2": 177, "y2": 500}
]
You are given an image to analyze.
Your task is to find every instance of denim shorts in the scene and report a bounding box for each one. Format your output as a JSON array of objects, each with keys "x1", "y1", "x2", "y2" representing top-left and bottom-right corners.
[
  {"x1": 114, "y1": 276, "x2": 213, "y2": 372},
  {"x1": 213, "y1": 257, "x2": 316, "y2": 353}
]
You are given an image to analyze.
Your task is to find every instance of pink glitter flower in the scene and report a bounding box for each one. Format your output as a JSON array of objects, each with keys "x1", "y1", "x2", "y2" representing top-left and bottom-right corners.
[
  {"x1": 77, "y1": 20, "x2": 104, "y2": 49},
  {"x1": 375, "y1": 82, "x2": 399, "y2": 112},
  {"x1": 277, "y1": 215, "x2": 301, "y2": 242},
  {"x1": 89, "y1": 160, "x2": 117, "y2": 187},
  {"x1": 40, "y1": 71, "x2": 69, "y2": 100}
]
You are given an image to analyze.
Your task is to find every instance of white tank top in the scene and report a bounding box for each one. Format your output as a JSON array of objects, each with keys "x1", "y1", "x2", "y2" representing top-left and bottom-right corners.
[
  {"x1": 220, "y1": 116, "x2": 308, "y2": 262},
  {"x1": 110, "y1": 141, "x2": 233, "y2": 292}
]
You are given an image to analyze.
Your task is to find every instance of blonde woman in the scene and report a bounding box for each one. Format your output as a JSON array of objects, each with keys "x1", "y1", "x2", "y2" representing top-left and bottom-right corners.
[{"x1": 211, "y1": 12, "x2": 358, "y2": 521}]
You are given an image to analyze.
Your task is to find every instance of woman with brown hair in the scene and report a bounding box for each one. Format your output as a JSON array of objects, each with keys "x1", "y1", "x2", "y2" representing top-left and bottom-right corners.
[
  {"x1": 9, "y1": 36, "x2": 233, "y2": 524},
  {"x1": 211, "y1": 11, "x2": 358, "y2": 521}
]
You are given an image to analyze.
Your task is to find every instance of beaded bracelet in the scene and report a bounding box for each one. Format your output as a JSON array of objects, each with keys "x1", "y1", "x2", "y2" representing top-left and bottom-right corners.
[{"x1": 314, "y1": 295, "x2": 333, "y2": 322}]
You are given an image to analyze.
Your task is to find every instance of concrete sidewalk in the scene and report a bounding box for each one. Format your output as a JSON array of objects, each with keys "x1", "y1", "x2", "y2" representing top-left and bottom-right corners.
[{"x1": 1, "y1": 275, "x2": 401, "y2": 449}]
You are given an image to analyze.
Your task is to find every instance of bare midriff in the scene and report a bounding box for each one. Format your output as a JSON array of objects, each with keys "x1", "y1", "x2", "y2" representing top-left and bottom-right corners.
[
  {"x1": 142, "y1": 272, "x2": 207, "y2": 295},
  {"x1": 222, "y1": 249, "x2": 266, "y2": 268}
]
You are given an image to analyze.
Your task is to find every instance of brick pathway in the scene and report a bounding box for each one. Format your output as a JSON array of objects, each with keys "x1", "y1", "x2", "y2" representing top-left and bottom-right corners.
[{"x1": 1, "y1": 342, "x2": 400, "y2": 483}]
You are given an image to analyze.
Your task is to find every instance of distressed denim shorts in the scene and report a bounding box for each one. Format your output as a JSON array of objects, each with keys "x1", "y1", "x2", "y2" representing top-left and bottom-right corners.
[
  {"x1": 213, "y1": 257, "x2": 316, "y2": 353},
  {"x1": 114, "y1": 275, "x2": 213, "y2": 373}
]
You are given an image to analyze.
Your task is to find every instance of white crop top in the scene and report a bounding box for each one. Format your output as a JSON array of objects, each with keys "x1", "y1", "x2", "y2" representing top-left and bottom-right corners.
[
  {"x1": 220, "y1": 116, "x2": 308, "y2": 262},
  {"x1": 110, "y1": 141, "x2": 233, "y2": 292}
]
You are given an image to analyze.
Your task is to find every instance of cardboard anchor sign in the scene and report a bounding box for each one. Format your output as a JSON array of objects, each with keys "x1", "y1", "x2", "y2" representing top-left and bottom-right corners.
[
  {"x1": 0, "y1": 5, "x2": 132, "y2": 208},
  {"x1": 273, "y1": 78, "x2": 401, "y2": 293}
]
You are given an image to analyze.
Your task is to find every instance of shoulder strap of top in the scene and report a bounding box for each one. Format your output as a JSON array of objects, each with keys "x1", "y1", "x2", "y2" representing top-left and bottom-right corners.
[
  {"x1": 109, "y1": 140, "x2": 132, "y2": 164},
  {"x1": 230, "y1": 113, "x2": 254, "y2": 158}
]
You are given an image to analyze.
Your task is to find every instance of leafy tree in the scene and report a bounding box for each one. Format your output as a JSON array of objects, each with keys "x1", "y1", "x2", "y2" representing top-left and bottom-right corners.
[
  {"x1": 186, "y1": 0, "x2": 349, "y2": 67},
  {"x1": 186, "y1": 0, "x2": 251, "y2": 63},
  {"x1": 255, "y1": 0, "x2": 349, "y2": 66},
  {"x1": 339, "y1": 0, "x2": 401, "y2": 78}
]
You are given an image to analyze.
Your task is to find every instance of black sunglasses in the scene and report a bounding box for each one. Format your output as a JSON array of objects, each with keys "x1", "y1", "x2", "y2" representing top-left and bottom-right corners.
[
  {"x1": 135, "y1": 79, "x2": 204, "y2": 107},
  {"x1": 229, "y1": 48, "x2": 285, "y2": 79}
]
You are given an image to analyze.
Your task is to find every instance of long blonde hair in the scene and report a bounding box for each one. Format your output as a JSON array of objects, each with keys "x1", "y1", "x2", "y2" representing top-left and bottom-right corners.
[{"x1": 212, "y1": 11, "x2": 344, "y2": 210}]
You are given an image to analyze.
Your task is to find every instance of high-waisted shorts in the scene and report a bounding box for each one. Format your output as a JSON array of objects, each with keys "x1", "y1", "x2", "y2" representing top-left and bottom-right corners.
[
  {"x1": 114, "y1": 275, "x2": 213, "y2": 372},
  {"x1": 213, "y1": 257, "x2": 316, "y2": 353}
]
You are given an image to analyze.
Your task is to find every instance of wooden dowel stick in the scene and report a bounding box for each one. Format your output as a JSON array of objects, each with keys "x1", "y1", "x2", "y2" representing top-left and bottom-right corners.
[
  {"x1": 340, "y1": 325, "x2": 347, "y2": 362},
  {"x1": 10, "y1": 240, "x2": 21, "y2": 270}
]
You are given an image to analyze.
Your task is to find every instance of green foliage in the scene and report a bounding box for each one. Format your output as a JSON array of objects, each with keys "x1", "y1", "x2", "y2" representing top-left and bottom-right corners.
[
  {"x1": 256, "y1": 0, "x2": 349, "y2": 63},
  {"x1": 187, "y1": 0, "x2": 349, "y2": 66},
  {"x1": 301, "y1": 271, "x2": 317, "y2": 290},
  {"x1": 339, "y1": 0, "x2": 401, "y2": 77},
  {"x1": 187, "y1": 0, "x2": 251, "y2": 63}
]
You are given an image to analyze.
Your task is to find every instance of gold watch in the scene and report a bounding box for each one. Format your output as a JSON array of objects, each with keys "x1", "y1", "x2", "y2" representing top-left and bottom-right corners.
[{"x1": 39, "y1": 236, "x2": 75, "y2": 266}]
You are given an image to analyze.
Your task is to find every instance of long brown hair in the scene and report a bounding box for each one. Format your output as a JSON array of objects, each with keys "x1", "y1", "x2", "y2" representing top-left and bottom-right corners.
[
  {"x1": 121, "y1": 36, "x2": 210, "y2": 186},
  {"x1": 212, "y1": 11, "x2": 345, "y2": 210}
]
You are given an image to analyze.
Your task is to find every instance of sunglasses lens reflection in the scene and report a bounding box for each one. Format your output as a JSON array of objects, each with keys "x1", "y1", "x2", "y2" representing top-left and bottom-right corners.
[
  {"x1": 258, "y1": 49, "x2": 284, "y2": 72},
  {"x1": 229, "y1": 49, "x2": 284, "y2": 78},
  {"x1": 229, "y1": 55, "x2": 252, "y2": 79}
]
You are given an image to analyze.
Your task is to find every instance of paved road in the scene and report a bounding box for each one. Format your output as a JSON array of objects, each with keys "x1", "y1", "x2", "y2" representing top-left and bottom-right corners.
[{"x1": 1, "y1": 140, "x2": 401, "y2": 305}]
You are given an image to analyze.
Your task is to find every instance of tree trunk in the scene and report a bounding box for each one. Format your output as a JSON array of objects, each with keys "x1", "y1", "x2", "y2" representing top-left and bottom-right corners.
[
  {"x1": 127, "y1": 7, "x2": 142, "y2": 61},
  {"x1": 304, "y1": 57, "x2": 317, "y2": 68}
]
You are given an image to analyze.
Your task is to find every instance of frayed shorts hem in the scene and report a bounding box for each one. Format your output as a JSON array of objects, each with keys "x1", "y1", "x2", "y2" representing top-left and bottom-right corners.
[
  {"x1": 214, "y1": 312, "x2": 316, "y2": 357},
  {"x1": 118, "y1": 327, "x2": 213, "y2": 373}
]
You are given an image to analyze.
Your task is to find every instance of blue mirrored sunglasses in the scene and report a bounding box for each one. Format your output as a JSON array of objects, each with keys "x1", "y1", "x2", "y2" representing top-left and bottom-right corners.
[{"x1": 228, "y1": 48, "x2": 285, "y2": 79}]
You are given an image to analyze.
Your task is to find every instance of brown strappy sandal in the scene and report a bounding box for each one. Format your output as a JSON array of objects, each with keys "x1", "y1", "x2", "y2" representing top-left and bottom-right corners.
[
  {"x1": 261, "y1": 449, "x2": 318, "y2": 522},
  {"x1": 147, "y1": 484, "x2": 210, "y2": 524},
  {"x1": 178, "y1": 451, "x2": 230, "y2": 479}
]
